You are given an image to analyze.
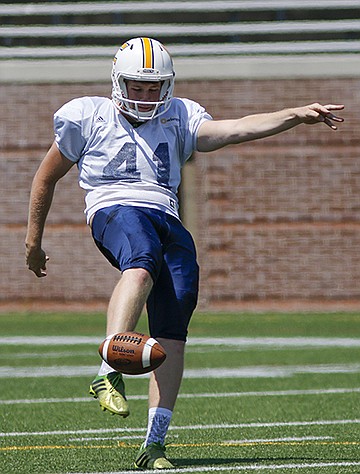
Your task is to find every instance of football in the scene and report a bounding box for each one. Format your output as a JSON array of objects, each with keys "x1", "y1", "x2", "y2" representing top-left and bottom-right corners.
[{"x1": 98, "y1": 331, "x2": 167, "y2": 375}]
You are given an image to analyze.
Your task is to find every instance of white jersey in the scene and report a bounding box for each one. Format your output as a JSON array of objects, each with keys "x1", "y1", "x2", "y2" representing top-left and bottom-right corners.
[{"x1": 54, "y1": 96, "x2": 212, "y2": 223}]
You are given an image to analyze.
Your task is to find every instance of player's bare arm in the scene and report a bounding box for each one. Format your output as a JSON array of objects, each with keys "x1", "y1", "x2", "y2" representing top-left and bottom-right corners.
[
  {"x1": 25, "y1": 142, "x2": 74, "y2": 277},
  {"x1": 197, "y1": 103, "x2": 344, "y2": 153}
]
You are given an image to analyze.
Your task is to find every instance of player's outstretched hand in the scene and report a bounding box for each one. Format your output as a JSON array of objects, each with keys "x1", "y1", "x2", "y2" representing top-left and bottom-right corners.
[
  {"x1": 26, "y1": 246, "x2": 49, "y2": 278},
  {"x1": 297, "y1": 103, "x2": 344, "y2": 130}
]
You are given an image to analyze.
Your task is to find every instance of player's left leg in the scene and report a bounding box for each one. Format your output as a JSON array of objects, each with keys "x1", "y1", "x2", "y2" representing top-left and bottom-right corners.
[
  {"x1": 135, "y1": 338, "x2": 186, "y2": 469},
  {"x1": 135, "y1": 215, "x2": 199, "y2": 469},
  {"x1": 148, "y1": 338, "x2": 185, "y2": 411}
]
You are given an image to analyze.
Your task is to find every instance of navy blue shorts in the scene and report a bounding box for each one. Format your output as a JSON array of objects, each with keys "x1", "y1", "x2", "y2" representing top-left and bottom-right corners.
[{"x1": 91, "y1": 205, "x2": 199, "y2": 341}]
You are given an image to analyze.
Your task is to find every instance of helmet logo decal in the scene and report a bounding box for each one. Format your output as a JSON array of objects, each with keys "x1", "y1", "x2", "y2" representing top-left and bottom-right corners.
[{"x1": 141, "y1": 37, "x2": 154, "y2": 69}]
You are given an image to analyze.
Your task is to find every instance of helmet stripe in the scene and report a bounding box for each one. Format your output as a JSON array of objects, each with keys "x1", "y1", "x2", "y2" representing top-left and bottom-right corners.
[{"x1": 141, "y1": 37, "x2": 153, "y2": 69}]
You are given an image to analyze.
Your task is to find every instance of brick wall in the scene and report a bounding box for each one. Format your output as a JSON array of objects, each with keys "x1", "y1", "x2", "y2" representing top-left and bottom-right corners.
[{"x1": 1, "y1": 78, "x2": 359, "y2": 311}]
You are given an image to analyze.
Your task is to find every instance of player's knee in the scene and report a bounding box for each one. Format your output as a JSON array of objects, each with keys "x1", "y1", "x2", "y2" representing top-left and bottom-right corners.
[{"x1": 123, "y1": 267, "x2": 154, "y2": 287}]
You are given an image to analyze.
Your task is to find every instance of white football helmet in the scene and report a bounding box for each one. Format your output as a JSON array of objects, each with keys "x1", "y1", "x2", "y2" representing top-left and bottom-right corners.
[{"x1": 111, "y1": 37, "x2": 175, "y2": 121}]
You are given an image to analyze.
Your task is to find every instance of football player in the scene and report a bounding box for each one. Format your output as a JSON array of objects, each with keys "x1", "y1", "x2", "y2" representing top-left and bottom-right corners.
[{"x1": 26, "y1": 37, "x2": 344, "y2": 469}]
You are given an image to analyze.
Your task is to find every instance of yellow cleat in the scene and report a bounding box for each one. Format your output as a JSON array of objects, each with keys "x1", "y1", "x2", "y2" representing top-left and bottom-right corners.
[
  {"x1": 134, "y1": 442, "x2": 174, "y2": 470},
  {"x1": 89, "y1": 372, "x2": 129, "y2": 417}
]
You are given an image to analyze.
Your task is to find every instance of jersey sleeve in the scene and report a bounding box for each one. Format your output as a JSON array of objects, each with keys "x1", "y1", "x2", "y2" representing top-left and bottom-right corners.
[
  {"x1": 180, "y1": 98, "x2": 212, "y2": 161},
  {"x1": 54, "y1": 98, "x2": 91, "y2": 163}
]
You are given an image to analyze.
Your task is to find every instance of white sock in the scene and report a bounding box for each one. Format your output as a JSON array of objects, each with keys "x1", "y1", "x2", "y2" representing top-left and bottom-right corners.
[
  {"x1": 144, "y1": 407, "x2": 173, "y2": 447},
  {"x1": 97, "y1": 361, "x2": 115, "y2": 376}
]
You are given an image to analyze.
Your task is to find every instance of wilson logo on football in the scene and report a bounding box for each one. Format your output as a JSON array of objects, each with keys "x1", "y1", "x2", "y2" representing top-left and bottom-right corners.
[{"x1": 112, "y1": 345, "x2": 135, "y2": 354}]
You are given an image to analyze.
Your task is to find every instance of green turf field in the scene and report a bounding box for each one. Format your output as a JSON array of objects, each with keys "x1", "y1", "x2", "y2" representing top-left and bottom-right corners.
[{"x1": 1, "y1": 311, "x2": 360, "y2": 473}]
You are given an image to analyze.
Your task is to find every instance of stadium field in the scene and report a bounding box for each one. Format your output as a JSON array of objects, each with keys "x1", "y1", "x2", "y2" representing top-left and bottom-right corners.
[{"x1": 1, "y1": 311, "x2": 360, "y2": 473}]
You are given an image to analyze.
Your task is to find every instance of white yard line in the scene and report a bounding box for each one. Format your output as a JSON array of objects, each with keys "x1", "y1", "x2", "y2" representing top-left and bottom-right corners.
[
  {"x1": 2, "y1": 336, "x2": 360, "y2": 347},
  {"x1": 1, "y1": 387, "x2": 360, "y2": 406},
  {"x1": 2, "y1": 418, "x2": 360, "y2": 438},
  {"x1": 2, "y1": 362, "x2": 360, "y2": 378},
  {"x1": 68, "y1": 461, "x2": 360, "y2": 474},
  {"x1": 0, "y1": 350, "x2": 95, "y2": 359},
  {"x1": 223, "y1": 435, "x2": 333, "y2": 444}
]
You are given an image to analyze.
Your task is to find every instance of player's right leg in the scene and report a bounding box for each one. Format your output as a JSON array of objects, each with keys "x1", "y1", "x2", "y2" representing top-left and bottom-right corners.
[
  {"x1": 89, "y1": 205, "x2": 163, "y2": 417},
  {"x1": 89, "y1": 267, "x2": 153, "y2": 416}
]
